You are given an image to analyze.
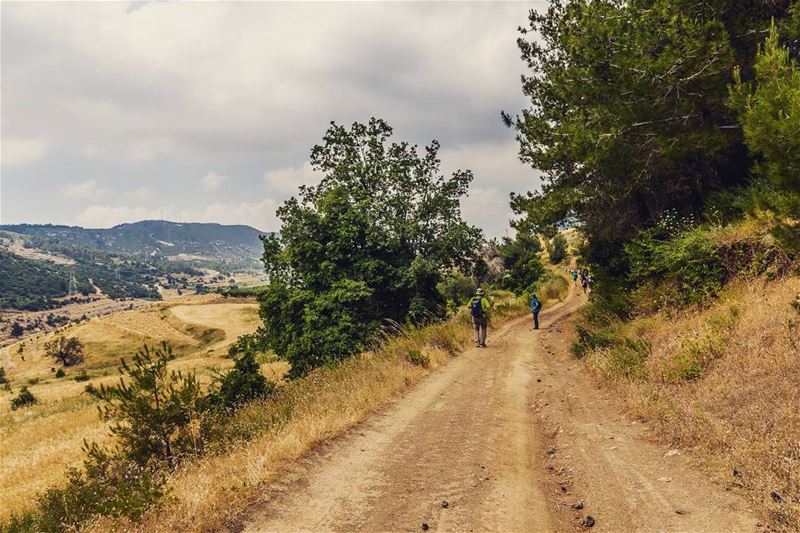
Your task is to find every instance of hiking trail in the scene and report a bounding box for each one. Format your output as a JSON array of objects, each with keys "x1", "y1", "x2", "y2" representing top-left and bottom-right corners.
[{"x1": 239, "y1": 286, "x2": 760, "y2": 533}]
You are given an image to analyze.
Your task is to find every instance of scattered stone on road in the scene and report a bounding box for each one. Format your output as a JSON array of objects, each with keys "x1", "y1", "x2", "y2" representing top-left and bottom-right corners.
[
  {"x1": 441, "y1": 500, "x2": 449, "y2": 509},
  {"x1": 582, "y1": 515, "x2": 596, "y2": 528},
  {"x1": 572, "y1": 502, "x2": 584, "y2": 510}
]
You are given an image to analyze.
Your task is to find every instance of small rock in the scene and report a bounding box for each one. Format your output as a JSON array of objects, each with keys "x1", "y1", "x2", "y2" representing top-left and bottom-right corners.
[
  {"x1": 572, "y1": 502, "x2": 584, "y2": 510},
  {"x1": 771, "y1": 491, "x2": 783, "y2": 503},
  {"x1": 732, "y1": 468, "x2": 742, "y2": 477},
  {"x1": 657, "y1": 477, "x2": 672, "y2": 483},
  {"x1": 546, "y1": 447, "x2": 556, "y2": 455},
  {"x1": 442, "y1": 500, "x2": 449, "y2": 509},
  {"x1": 537, "y1": 378, "x2": 542, "y2": 382},
  {"x1": 421, "y1": 523, "x2": 429, "y2": 531},
  {"x1": 581, "y1": 515, "x2": 595, "y2": 528},
  {"x1": 664, "y1": 449, "x2": 680, "y2": 457},
  {"x1": 675, "y1": 508, "x2": 686, "y2": 515}
]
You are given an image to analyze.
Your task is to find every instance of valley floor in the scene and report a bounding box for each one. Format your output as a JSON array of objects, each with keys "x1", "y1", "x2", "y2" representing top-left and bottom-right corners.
[{"x1": 239, "y1": 286, "x2": 759, "y2": 533}]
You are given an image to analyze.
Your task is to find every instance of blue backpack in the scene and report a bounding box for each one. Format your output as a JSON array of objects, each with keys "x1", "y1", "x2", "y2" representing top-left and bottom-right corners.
[{"x1": 470, "y1": 297, "x2": 484, "y2": 318}]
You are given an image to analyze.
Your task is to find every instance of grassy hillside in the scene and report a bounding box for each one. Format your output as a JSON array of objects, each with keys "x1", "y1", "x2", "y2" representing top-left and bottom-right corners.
[
  {"x1": 0, "y1": 297, "x2": 264, "y2": 521},
  {"x1": 571, "y1": 221, "x2": 800, "y2": 530},
  {"x1": 1, "y1": 220, "x2": 267, "y2": 269}
]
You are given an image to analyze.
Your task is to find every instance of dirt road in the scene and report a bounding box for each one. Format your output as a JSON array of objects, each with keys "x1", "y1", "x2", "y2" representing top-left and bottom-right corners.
[{"x1": 241, "y1": 288, "x2": 760, "y2": 533}]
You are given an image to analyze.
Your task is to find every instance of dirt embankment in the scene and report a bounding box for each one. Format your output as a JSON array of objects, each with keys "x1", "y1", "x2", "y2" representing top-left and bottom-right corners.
[{"x1": 239, "y1": 287, "x2": 758, "y2": 533}]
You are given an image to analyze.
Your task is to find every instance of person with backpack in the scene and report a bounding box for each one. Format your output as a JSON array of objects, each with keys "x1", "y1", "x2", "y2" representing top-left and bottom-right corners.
[
  {"x1": 470, "y1": 288, "x2": 490, "y2": 348},
  {"x1": 530, "y1": 293, "x2": 542, "y2": 330}
]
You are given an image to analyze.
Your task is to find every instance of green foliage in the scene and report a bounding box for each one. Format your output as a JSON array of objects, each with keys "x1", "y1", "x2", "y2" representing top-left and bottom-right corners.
[
  {"x1": 260, "y1": 119, "x2": 482, "y2": 377},
  {"x1": 0, "y1": 367, "x2": 7, "y2": 384},
  {"x1": 54, "y1": 368, "x2": 65, "y2": 378},
  {"x1": 0, "y1": 251, "x2": 71, "y2": 311},
  {"x1": 88, "y1": 343, "x2": 205, "y2": 469},
  {"x1": 498, "y1": 232, "x2": 545, "y2": 295},
  {"x1": 10, "y1": 386, "x2": 37, "y2": 410},
  {"x1": 43, "y1": 335, "x2": 85, "y2": 367},
  {"x1": 437, "y1": 271, "x2": 477, "y2": 313},
  {"x1": 2, "y1": 445, "x2": 164, "y2": 533},
  {"x1": 72, "y1": 371, "x2": 90, "y2": 382},
  {"x1": 406, "y1": 349, "x2": 430, "y2": 368},
  {"x1": 547, "y1": 234, "x2": 568, "y2": 264},
  {"x1": 730, "y1": 23, "x2": 800, "y2": 250},
  {"x1": 10, "y1": 321, "x2": 24, "y2": 337},
  {"x1": 209, "y1": 350, "x2": 274, "y2": 410},
  {"x1": 506, "y1": 0, "x2": 753, "y2": 249},
  {"x1": 626, "y1": 217, "x2": 726, "y2": 306}
]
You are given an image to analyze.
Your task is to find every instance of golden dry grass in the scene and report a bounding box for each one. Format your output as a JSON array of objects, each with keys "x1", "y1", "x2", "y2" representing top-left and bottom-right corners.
[
  {"x1": 84, "y1": 296, "x2": 529, "y2": 533},
  {"x1": 584, "y1": 274, "x2": 800, "y2": 531},
  {"x1": 0, "y1": 298, "x2": 261, "y2": 521}
]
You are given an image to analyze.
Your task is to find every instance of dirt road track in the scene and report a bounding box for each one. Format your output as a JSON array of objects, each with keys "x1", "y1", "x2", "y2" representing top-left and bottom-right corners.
[{"x1": 241, "y1": 288, "x2": 760, "y2": 533}]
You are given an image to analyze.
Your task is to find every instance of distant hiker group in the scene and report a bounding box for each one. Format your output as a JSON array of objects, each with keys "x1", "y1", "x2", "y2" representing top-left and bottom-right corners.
[{"x1": 568, "y1": 268, "x2": 593, "y2": 294}]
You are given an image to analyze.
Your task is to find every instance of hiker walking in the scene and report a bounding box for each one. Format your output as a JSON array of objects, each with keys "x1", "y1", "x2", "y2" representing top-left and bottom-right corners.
[
  {"x1": 530, "y1": 292, "x2": 542, "y2": 330},
  {"x1": 571, "y1": 270, "x2": 579, "y2": 284},
  {"x1": 470, "y1": 288, "x2": 490, "y2": 348},
  {"x1": 580, "y1": 270, "x2": 589, "y2": 294}
]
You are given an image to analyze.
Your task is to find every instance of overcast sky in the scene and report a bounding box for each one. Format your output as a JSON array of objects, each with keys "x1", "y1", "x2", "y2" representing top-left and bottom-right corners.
[{"x1": 1, "y1": 1, "x2": 543, "y2": 238}]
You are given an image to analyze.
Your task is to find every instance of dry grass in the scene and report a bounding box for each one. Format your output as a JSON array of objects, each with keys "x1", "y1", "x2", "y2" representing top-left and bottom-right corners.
[
  {"x1": 584, "y1": 275, "x2": 800, "y2": 531},
  {"x1": 84, "y1": 295, "x2": 528, "y2": 533},
  {"x1": 0, "y1": 299, "x2": 260, "y2": 521}
]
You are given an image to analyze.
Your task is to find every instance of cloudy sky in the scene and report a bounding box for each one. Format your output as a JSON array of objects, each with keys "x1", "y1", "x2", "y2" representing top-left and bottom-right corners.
[{"x1": 1, "y1": 1, "x2": 543, "y2": 238}]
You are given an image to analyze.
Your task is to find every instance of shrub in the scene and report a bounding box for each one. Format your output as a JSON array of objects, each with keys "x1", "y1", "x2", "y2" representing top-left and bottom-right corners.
[
  {"x1": 548, "y1": 233, "x2": 568, "y2": 264},
  {"x1": 54, "y1": 368, "x2": 65, "y2": 378},
  {"x1": 11, "y1": 386, "x2": 37, "y2": 410},
  {"x1": 73, "y1": 371, "x2": 90, "y2": 382},
  {"x1": 10, "y1": 321, "x2": 24, "y2": 337},
  {"x1": 437, "y1": 271, "x2": 476, "y2": 313},
  {"x1": 43, "y1": 336, "x2": 85, "y2": 367},
  {"x1": 626, "y1": 224, "x2": 725, "y2": 306},
  {"x1": 88, "y1": 343, "x2": 205, "y2": 469},
  {"x1": 0, "y1": 367, "x2": 7, "y2": 385},
  {"x1": 3, "y1": 445, "x2": 164, "y2": 533},
  {"x1": 209, "y1": 350, "x2": 274, "y2": 410},
  {"x1": 407, "y1": 350, "x2": 430, "y2": 368},
  {"x1": 498, "y1": 231, "x2": 545, "y2": 295}
]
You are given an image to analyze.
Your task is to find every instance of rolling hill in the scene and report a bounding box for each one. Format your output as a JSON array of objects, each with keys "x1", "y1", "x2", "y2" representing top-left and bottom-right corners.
[{"x1": 0, "y1": 220, "x2": 267, "y2": 268}]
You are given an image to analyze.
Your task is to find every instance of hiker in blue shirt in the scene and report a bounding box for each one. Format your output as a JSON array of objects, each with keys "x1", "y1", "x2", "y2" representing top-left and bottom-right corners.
[{"x1": 530, "y1": 293, "x2": 542, "y2": 330}]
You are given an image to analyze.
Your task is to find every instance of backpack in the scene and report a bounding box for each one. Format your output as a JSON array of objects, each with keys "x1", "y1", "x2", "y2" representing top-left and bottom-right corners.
[
  {"x1": 531, "y1": 297, "x2": 542, "y2": 313},
  {"x1": 470, "y1": 297, "x2": 484, "y2": 318}
]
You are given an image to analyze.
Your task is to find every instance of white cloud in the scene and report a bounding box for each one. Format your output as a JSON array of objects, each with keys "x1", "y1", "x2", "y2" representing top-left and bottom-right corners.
[
  {"x1": 263, "y1": 161, "x2": 322, "y2": 198},
  {"x1": 124, "y1": 186, "x2": 154, "y2": 200},
  {"x1": 183, "y1": 197, "x2": 279, "y2": 232},
  {"x1": 75, "y1": 205, "x2": 164, "y2": 228},
  {"x1": 1, "y1": 137, "x2": 48, "y2": 166},
  {"x1": 200, "y1": 171, "x2": 228, "y2": 192},
  {"x1": 62, "y1": 179, "x2": 106, "y2": 200},
  {"x1": 461, "y1": 186, "x2": 516, "y2": 241}
]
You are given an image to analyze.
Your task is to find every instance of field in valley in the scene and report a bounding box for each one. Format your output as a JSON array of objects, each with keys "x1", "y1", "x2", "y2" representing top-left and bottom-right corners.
[{"x1": 0, "y1": 295, "x2": 285, "y2": 521}]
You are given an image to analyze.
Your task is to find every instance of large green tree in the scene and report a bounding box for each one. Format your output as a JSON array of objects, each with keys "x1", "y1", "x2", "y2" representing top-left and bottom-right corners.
[
  {"x1": 260, "y1": 119, "x2": 482, "y2": 376},
  {"x1": 505, "y1": 0, "x2": 792, "y2": 267}
]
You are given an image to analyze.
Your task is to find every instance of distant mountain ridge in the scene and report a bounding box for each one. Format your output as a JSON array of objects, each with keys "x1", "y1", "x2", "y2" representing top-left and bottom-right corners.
[{"x1": 0, "y1": 220, "x2": 268, "y2": 268}]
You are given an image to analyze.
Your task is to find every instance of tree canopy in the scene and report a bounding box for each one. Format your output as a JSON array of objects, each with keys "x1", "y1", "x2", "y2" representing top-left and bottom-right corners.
[
  {"x1": 259, "y1": 118, "x2": 482, "y2": 376},
  {"x1": 505, "y1": 0, "x2": 794, "y2": 266}
]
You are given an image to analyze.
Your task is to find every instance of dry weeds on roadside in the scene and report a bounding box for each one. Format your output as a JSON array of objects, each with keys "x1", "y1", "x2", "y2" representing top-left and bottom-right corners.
[
  {"x1": 86, "y1": 294, "x2": 528, "y2": 533},
  {"x1": 585, "y1": 276, "x2": 800, "y2": 531}
]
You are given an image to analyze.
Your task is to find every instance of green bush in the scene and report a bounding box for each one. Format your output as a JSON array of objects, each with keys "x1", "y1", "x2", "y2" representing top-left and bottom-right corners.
[
  {"x1": 88, "y1": 343, "x2": 205, "y2": 469},
  {"x1": 0, "y1": 367, "x2": 7, "y2": 385},
  {"x1": 547, "y1": 234, "x2": 568, "y2": 264},
  {"x1": 437, "y1": 271, "x2": 476, "y2": 313},
  {"x1": 10, "y1": 386, "x2": 37, "y2": 410},
  {"x1": 626, "y1": 223, "x2": 725, "y2": 306},
  {"x1": 55, "y1": 368, "x2": 65, "y2": 378},
  {"x1": 407, "y1": 350, "x2": 430, "y2": 368},
  {"x1": 73, "y1": 371, "x2": 90, "y2": 382},
  {"x1": 2, "y1": 445, "x2": 164, "y2": 533},
  {"x1": 499, "y1": 231, "x2": 545, "y2": 295},
  {"x1": 209, "y1": 350, "x2": 274, "y2": 410}
]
